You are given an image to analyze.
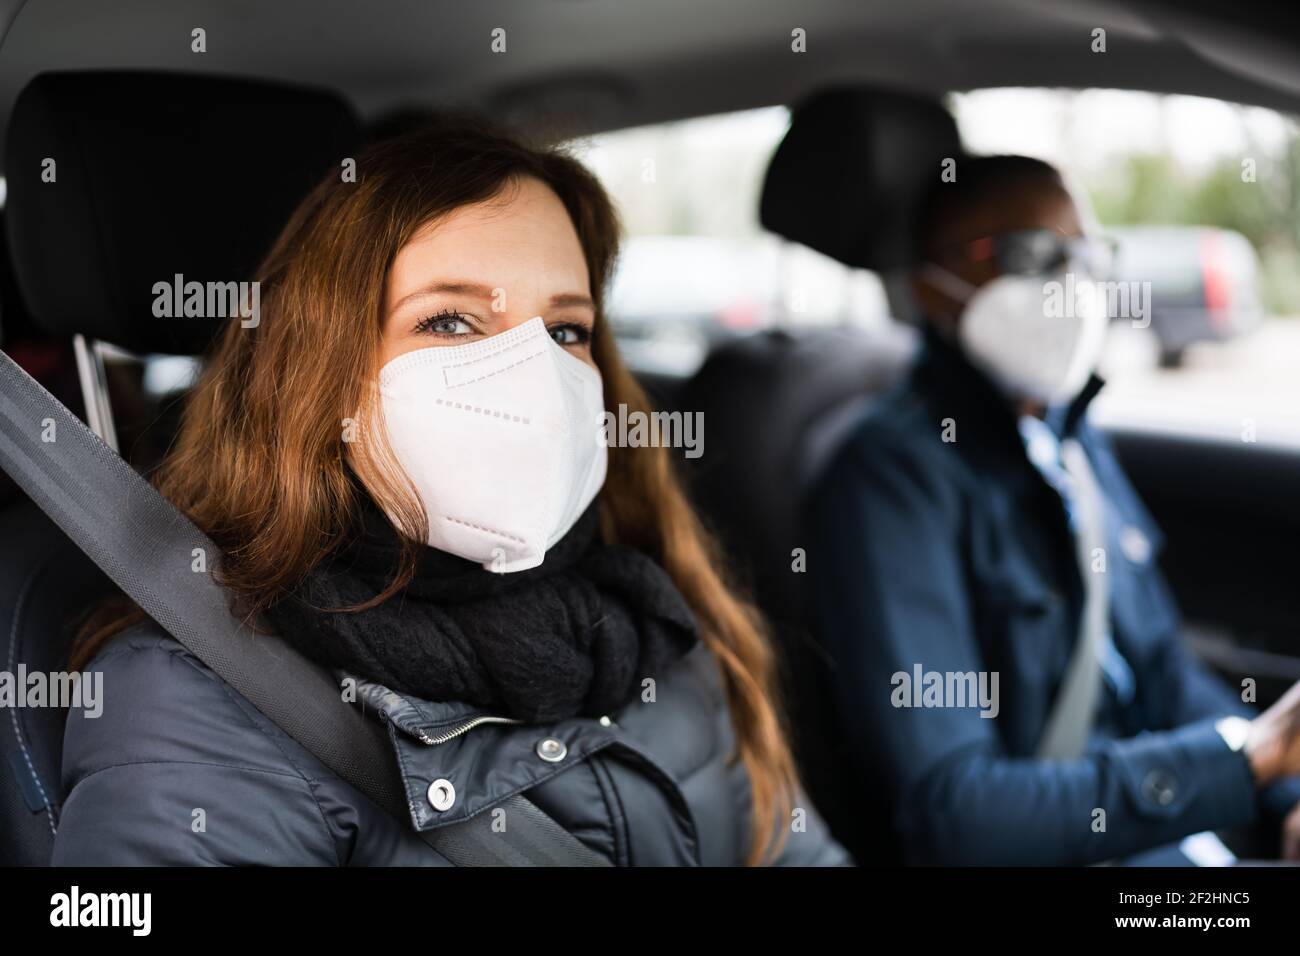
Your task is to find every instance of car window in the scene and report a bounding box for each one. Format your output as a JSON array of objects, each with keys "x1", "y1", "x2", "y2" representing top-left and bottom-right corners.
[{"x1": 572, "y1": 108, "x2": 890, "y2": 376}]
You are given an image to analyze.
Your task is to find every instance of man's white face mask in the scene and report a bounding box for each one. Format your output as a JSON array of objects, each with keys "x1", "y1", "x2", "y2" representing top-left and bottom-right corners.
[
  {"x1": 370, "y1": 315, "x2": 607, "y2": 573},
  {"x1": 922, "y1": 263, "x2": 1109, "y2": 406}
]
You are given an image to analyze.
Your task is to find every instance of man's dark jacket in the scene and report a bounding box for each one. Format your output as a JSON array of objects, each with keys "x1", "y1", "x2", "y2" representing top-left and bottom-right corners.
[{"x1": 807, "y1": 328, "x2": 1300, "y2": 865}]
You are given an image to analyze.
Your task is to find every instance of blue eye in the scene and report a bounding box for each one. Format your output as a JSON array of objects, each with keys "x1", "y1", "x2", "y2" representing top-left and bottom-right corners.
[{"x1": 413, "y1": 309, "x2": 473, "y2": 336}]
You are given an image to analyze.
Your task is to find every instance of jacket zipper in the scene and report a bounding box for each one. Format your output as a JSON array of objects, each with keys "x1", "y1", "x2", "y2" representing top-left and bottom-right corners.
[{"x1": 416, "y1": 715, "x2": 524, "y2": 746}]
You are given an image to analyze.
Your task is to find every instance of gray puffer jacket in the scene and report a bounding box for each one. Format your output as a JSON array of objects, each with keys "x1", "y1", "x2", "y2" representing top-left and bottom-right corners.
[{"x1": 51, "y1": 622, "x2": 853, "y2": 866}]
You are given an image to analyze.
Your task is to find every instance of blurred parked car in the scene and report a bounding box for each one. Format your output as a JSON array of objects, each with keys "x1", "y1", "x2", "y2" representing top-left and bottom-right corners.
[{"x1": 1109, "y1": 225, "x2": 1265, "y2": 366}]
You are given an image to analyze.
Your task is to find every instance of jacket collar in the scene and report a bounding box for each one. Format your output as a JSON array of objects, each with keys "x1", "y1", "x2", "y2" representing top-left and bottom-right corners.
[
  {"x1": 350, "y1": 678, "x2": 503, "y2": 746},
  {"x1": 347, "y1": 673, "x2": 619, "y2": 833},
  {"x1": 913, "y1": 323, "x2": 1104, "y2": 458},
  {"x1": 342, "y1": 639, "x2": 721, "y2": 839}
]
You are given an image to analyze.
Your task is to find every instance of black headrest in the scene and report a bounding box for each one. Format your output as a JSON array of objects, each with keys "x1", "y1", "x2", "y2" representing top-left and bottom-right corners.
[
  {"x1": 4, "y1": 71, "x2": 361, "y2": 355},
  {"x1": 760, "y1": 88, "x2": 962, "y2": 272},
  {"x1": 0, "y1": 211, "x2": 36, "y2": 345}
]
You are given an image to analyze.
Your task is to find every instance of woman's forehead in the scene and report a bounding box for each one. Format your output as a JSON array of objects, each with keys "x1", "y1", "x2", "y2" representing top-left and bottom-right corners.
[{"x1": 389, "y1": 181, "x2": 590, "y2": 304}]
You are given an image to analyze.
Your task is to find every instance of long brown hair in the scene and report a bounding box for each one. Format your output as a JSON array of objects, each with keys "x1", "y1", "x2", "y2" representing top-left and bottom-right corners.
[{"x1": 75, "y1": 116, "x2": 797, "y2": 864}]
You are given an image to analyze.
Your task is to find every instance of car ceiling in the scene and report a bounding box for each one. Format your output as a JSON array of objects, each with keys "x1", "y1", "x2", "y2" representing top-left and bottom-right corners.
[{"x1": 0, "y1": 0, "x2": 1299, "y2": 165}]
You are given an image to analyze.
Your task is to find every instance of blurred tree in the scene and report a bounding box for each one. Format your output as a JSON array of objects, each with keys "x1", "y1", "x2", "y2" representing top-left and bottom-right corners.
[{"x1": 1088, "y1": 135, "x2": 1300, "y2": 314}]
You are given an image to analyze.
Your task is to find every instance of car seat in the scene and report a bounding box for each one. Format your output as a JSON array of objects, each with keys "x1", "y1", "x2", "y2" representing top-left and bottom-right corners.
[{"x1": 0, "y1": 70, "x2": 359, "y2": 864}]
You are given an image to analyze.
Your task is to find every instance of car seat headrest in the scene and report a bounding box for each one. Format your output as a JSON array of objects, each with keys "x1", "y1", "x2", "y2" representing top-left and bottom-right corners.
[
  {"x1": 4, "y1": 71, "x2": 361, "y2": 355},
  {"x1": 760, "y1": 88, "x2": 963, "y2": 272}
]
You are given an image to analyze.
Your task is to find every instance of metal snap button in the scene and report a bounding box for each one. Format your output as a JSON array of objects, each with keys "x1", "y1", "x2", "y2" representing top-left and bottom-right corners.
[
  {"x1": 1121, "y1": 526, "x2": 1152, "y2": 564},
  {"x1": 598, "y1": 715, "x2": 615, "y2": 728},
  {"x1": 536, "y1": 737, "x2": 567, "y2": 762},
  {"x1": 427, "y1": 778, "x2": 456, "y2": 811},
  {"x1": 1141, "y1": 769, "x2": 1178, "y2": 807}
]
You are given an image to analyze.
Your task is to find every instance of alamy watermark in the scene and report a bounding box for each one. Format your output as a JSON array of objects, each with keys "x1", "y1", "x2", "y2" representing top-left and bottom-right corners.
[
  {"x1": 599, "y1": 404, "x2": 703, "y2": 459},
  {"x1": 891, "y1": 664, "x2": 1000, "y2": 718},
  {"x1": 1043, "y1": 273, "x2": 1152, "y2": 329},
  {"x1": 152, "y1": 273, "x2": 260, "y2": 328},
  {"x1": 50, "y1": 886, "x2": 150, "y2": 935},
  {"x1": 0, "y1": 667, "x2": 102, "y2": 718}
]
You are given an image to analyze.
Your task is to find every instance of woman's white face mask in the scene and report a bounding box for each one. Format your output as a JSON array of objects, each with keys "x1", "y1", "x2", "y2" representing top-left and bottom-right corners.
[
  {"x1": 372, "y1": 316, "x2": 607, "y2": 573},
  {"x1": 922, "y1": 263, "x2": 1109, "y2": 406}
]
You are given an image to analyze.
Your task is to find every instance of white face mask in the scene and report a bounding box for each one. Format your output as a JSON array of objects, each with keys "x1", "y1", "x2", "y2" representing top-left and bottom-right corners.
[
  {"x1": 370, "y1": 315, "x2": 607, "y2": 573},
  {"x1": 923, "y1": 264, "x2": 1109, "y2": 406}
]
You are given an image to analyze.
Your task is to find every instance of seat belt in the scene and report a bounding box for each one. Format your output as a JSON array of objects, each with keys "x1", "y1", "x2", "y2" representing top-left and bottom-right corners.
[
  {"x1": 0, "y1": 349, "x2": 608, "y2": 866},
  {"x1": 1035, "y1": 437, "x2": 1109, "y2": 760}
]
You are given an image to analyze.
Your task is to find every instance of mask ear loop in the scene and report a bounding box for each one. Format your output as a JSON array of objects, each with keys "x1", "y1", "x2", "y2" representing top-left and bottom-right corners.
[
  {"x1": 917, "y1": 262, "x2": 981, "y2": 343},
  {"x1": 918, "y1": 261, "x2": 978, "y2": 302}
]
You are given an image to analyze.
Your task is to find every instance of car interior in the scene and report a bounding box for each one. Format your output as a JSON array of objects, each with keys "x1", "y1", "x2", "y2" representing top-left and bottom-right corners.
[{"x1": 3, "y1": 0, "x2": 1300, "y2": 868}]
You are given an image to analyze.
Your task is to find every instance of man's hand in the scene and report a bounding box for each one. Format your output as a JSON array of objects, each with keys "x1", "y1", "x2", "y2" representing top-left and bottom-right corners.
[
  {"x1": 1246, "y1": 678, "x2": 1300, "y2": 787},
  {"x1": 1282, "y1": 802, "x2": 1300, "y2": 862}
]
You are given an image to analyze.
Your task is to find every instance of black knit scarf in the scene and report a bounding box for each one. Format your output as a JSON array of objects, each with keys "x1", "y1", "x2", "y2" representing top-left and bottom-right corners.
[{"x1": 263, "y1": 490, "x2": 699, "y2": 723}]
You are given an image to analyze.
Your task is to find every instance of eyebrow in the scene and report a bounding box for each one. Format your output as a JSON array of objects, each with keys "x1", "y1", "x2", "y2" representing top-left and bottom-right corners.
[
  {"x1": 548, "y1": 293, "x2": 596, "y2": 310},
  {"x1": 390, "y1": 281, "x2": 594, "y2": 313}
]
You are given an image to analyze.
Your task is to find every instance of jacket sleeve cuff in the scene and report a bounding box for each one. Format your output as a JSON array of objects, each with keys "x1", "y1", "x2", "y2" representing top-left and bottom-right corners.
[{"x1": 1111, "y1": 717, "x2": 1258, "y2": 835}]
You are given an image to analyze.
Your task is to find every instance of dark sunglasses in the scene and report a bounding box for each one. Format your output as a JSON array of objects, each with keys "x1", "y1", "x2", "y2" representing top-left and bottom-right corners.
[{"x1": 935, "y1": 228, "x2": 1118, "y2": 279}]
